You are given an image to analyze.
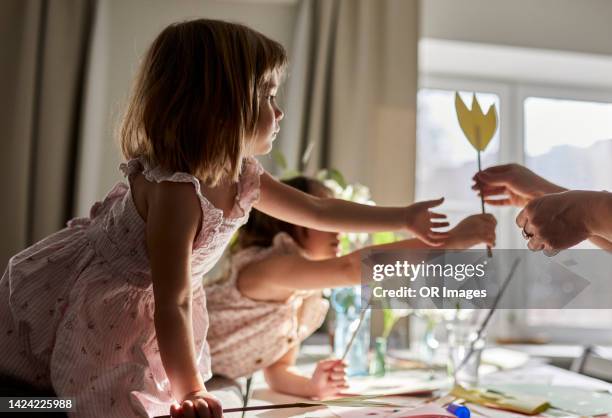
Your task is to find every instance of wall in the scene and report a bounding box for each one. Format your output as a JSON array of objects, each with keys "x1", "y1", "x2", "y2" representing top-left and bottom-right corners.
[
  {"x1": 421, "y1": 0, "x2": 612, "y2": 56},
  {"x1": 76, "y1": 0, "x2": 298, "y2": 215}
]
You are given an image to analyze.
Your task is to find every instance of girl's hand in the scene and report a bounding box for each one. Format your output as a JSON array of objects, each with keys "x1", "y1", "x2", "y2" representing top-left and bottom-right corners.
[
  {"x1": 472, "y1": 164, "x2": 565, "y2": 208},
  {"x1": 404, "y1": 198, "x2": 450, "y2": 246},
  {"x1": 447, "y1": 214, "x2": 497, "y2": 249},
  {"x1": 170, "y1": 391, "x2": 223, "y2": 418},
  {"x1": 308, "y1": 359, "x2": 348, "y2": 400}
]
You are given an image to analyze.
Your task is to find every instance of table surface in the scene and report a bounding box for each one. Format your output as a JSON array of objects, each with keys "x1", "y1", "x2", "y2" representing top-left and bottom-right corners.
[{"x1": 228, "y1": 346, "x2": 612, "y2": 417}]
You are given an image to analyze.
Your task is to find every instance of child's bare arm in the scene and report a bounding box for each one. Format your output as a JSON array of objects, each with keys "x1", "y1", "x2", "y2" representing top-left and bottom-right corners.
[
  {"x1": 255, "y1": 172, "x2": 449, "y2": 246},
  {"x1": 238, "y1": 214, "x2": 496, "y2": 299},
  {"x1": 238, "y1": 254, "x2": 360, "y2": 299},
  {"x1": 146, "y1": 181, "x2": 205, "y2": 401}
]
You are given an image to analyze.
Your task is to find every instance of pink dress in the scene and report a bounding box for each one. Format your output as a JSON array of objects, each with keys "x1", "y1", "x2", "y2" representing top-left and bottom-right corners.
[
  {"x1": 206, "y1": 232, "x2": 329, "y2": 379},
  {"x1": 0, "y1": 156, "x2": 263, "y2": 417}
]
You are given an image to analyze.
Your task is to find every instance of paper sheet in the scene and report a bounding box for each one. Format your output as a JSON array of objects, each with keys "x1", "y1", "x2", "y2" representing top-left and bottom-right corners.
[
  {"x1": 329, "y1": 404, "x2": 458, "y2": 418},
  {"x1": 342, "y1": 376, "x2": 450, "y2": 397},
  {"x1": 481, "y1": 348, "x2": 529, "y2": 370},
  {"x1": 487, "y1": 384, "x2": 612, "y2": 416}
]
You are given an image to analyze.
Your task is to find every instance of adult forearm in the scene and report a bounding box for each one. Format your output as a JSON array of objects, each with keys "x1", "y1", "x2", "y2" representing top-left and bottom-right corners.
[
  {"x1": 586, "y1": 191, "x2": 612, "y2": 242},
  {"x1": 154, "y1": 305, "x2": 204, "y2": 400},
  {"x1": 588, "y1": 235, "x2": 612, "y2": 250},
  {"x1": 535, "y1": 179, "x2": 567, "y2": 197}
]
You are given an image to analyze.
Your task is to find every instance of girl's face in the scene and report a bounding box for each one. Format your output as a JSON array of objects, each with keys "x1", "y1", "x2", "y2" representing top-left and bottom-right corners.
[
  {"x1": 296, "y1": 185, "x2": 341, "y2": 260},
  {"x1": 252, "y1": 73, "x2": 284, "y2": 155}
]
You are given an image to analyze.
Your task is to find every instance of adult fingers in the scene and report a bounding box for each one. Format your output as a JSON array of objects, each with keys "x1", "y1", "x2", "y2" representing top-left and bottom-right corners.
[
  {"x1": 474, "y1": 165, "x2": 514, "y2": 180},
  {"x1": 473, "y1": 184, "x2": 507, "y2": 195},
  {"x1": 483, "y1": 213, "x2": 497, "y2": 225},
  {"x1": 477, "y1": 164, "x2": 514, "y2": 175},
  {"x1": 527, "y1": 236, "x2": 545, "y2": 251},
  {"x1": 543, "y1": 246, "x2": 561, "y2": 257},
  {"x1": 473, "y1": 171, "x2": 507, "y2": 186},
  {"x1": 516, "y1": 207, "x2": 529, "y2": 229},
  {"x1": 484, "y1": 198, "x2": 512, "y2": 206}
]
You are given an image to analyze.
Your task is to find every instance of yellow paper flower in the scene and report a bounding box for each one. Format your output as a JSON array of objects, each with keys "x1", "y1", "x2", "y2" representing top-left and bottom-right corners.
[{"x1": 455, "y1": 92, "x2": 498, "y2": 151}]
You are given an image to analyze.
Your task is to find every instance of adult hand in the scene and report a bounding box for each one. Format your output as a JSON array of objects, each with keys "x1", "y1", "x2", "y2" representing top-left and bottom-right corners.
[
  {"x1": 472, "y1": 164, "x2": 566, "y2": 208},
  {"x1": 516, "y1": 190, "x2": 601, "y2": 254}
]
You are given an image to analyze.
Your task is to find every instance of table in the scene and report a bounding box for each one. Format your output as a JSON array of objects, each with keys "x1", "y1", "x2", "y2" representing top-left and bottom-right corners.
[{"x1": 224, "y1": 346, "x2": 612, "y2": 417}]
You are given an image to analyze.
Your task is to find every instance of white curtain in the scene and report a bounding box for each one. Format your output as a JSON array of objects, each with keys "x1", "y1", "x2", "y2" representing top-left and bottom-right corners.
[
  {"x1": 0, "y1": 0, "x2": 96, "y2": 267},
  {"x1": 279, "y1": 0, "x2": 420, "y2": 206}
]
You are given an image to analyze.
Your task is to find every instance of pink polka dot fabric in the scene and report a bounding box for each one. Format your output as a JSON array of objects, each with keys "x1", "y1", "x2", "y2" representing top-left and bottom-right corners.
[
  {"x1": 0, "y1": 156, "x2": 263, "y2": 417},
  {"x1": 206, "y1": 232, "x2": 329, "y2": 379}
]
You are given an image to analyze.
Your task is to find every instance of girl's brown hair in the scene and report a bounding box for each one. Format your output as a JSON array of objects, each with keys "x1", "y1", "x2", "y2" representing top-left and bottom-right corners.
[
  {"x1": 120, "y1": 19, "x2": 287, "y2": 186},
  {"x1": 234, "y1": 176, "x2": 328, "y2": 251}
]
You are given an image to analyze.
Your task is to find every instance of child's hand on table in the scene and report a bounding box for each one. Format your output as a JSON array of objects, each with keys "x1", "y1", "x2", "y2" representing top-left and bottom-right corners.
[
  {"x1": 170, "y1": 390, "x2": 223, "y2": 418},
  {"x1": 308, "y1": 359, "x2": 348, "y2": 400}
]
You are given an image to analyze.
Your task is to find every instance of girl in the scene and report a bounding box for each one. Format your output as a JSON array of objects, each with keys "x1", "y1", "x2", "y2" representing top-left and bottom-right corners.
[
  {"x1": 0, "y1": 19, "x2": 450, "y2": 418},
  {"x1": 205, "y1": 176, "x2": 497, "y2": 400}
]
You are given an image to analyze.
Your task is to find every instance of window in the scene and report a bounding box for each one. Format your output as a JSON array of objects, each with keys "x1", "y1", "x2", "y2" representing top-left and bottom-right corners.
[
  {"x1": 416, "y1": 88, "x2": 502, "y2": 241},
  {"x1": 521, "y1": 93, "x2": 612, "y2": 336},
  {"x1": 416, "y1": 77, "x2": 612, "y2": 342},
  {"x1": 523, "y1": 96, "x2": 612, "y2": 192}
]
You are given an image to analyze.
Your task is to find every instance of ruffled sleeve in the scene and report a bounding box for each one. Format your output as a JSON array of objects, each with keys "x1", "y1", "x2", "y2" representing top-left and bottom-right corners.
[
  {"x1": 118, "y1": 156, "x2": 223, "y2": 248},
  {"x1": 236, "y1": 156, "x2": 264, "y2": 216}
]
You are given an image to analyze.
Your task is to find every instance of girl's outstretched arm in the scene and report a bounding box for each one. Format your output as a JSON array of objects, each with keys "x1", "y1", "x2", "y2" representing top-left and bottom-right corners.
[
  {"x1": 263, "y1": 346, "x2": 348, "y2": 399},
  {"x1": 238, "y1": 214, "x2": 496, "y2": 299},
  {"x1": 147, "y1": 181, "x2": 220, "y2": 416},
  {"x1": 255, "y1": 172, "x2": 449, "y2": 246}
]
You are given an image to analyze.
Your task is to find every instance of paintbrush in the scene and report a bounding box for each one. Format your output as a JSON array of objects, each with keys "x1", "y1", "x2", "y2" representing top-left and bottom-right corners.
[
  {"x1": 341, "y1": 298, "x2": 372, "y2": 361},
  {"x1": 153, "y1": 395, "x2": 405, "y2": 416},
  {"x1": 454, "y1": 258, "x2": 520, "y2": 373},
  {"x1": 154, "y1": 402, "x2": 315, "y2": 417}
]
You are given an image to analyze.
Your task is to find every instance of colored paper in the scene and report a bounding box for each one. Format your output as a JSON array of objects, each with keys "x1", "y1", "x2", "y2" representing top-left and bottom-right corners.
[
  {"x1": 455, "y1": 93, "x2": 498, "y2": 152},
  {"x1": 343, "y1": 376, "x2": 450, "y2": 397},
  {"x1": 487, "y1": 384, "x2": 612, "y2": 416},
  {"x1": 450, "y1": 385, "x2": 549, "y2": 415}
]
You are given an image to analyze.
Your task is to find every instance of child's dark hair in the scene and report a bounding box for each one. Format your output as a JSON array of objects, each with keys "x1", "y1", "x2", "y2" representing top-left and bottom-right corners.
[
  {"x1": 120, "y1": 19, "x2": 287, "y2": 186},
  {"x1": 234, "y1": 176, "x2": 329, "y2": 251}
]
